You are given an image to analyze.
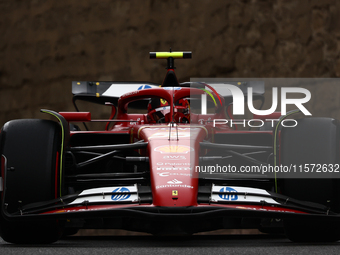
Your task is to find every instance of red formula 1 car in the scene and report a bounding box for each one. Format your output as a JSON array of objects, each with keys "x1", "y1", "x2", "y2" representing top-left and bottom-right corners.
[{"x1": 1, "y1": 51, "x2": 340, "y2": 244}]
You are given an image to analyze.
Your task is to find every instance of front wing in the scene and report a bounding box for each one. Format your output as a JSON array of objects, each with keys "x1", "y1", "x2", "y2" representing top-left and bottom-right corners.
[{"x1": 2, "y1": 185, "x2": 339, "y2": 225}]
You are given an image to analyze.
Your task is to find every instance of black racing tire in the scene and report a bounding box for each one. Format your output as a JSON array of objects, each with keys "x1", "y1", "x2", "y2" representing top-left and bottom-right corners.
[
  {"x1": 0, "y1": 119, "x2": 63, "y2": 244},
  {"x1": 280, "y1": 117, "x2": 340, "y2": 242}
]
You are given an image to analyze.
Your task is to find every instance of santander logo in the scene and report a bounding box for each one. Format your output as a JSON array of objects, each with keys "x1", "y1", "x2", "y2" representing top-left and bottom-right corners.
[{"x1": 167, "y1": 179, "x2": 183, "y2": 184}]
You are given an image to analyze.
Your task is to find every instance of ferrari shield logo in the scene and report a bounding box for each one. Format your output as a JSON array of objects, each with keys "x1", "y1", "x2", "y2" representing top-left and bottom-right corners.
[{"x1": 172, "y1": 190, "x2": 178, "y2": 196}]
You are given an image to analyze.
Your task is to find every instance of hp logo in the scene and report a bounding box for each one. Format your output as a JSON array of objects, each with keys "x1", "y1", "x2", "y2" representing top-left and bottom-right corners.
[
  {"x1": 218, "y1": 187, "x2": 238, "y2": 201},
  {"x1": 137, "y1": 85, "x2": 152, "y2": 90},
  {"x1": 111, "y1": 187, "x2": 131, "y2": 201}
]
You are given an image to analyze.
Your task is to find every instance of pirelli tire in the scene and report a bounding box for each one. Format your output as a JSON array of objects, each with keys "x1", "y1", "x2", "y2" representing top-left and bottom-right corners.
[
  {"x1": 0, "y1": 119, "x2": 64, "y2": 244},
  {"x1": 280, "y1": 117, "x2": 340, "y2": 242}
]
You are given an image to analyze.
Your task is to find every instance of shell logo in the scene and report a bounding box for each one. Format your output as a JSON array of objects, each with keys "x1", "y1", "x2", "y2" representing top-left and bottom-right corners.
[{"x1": 154, "y1": 145, "x2": 194, "y2": 154}]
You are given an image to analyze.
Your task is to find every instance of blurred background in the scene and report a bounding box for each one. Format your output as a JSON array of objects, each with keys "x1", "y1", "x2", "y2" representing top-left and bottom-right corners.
[
  {"x1": 1, "y1": 0, "x2": 340, "y2": 235},
  {"x1": 1, "y1": 0, "x2": 340, "y2": 127}
]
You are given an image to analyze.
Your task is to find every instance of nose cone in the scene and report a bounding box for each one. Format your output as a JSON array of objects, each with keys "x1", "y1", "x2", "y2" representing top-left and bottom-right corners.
[
  {"x1": 138, "y1": 127, "x2": 207, "y2": 207},
  {"x1": 150, "y1": 142, "x2": 198, "y2": 206}
]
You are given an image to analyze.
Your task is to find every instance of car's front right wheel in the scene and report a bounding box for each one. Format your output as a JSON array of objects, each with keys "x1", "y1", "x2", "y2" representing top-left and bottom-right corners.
[{"x1": 280, "y1": 117, "x2": 340, "y2": 242}]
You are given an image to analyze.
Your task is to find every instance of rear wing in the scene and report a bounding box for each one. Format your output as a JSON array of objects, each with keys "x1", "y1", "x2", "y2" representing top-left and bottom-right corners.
[
  {"x1": 72, "y1": 81, "x2": 159, "y2": 106},
  {"x1": 72, "y1": 80, "x2": 265, "y2": 108}
]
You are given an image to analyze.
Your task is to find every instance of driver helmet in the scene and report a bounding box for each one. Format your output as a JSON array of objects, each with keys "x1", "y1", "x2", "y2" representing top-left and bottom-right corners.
[
  {"x1": 147, "y1": 98, "x2": 170, "y2": 123},
  {"x1": 147, "y1": 98, "x2": 190, "y2": 123}
]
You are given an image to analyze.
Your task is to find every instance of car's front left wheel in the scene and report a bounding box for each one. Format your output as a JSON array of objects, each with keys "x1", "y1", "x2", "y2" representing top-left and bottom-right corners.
[{"x1": 0, "y1": 119, "x2": 64, "y2": 244}]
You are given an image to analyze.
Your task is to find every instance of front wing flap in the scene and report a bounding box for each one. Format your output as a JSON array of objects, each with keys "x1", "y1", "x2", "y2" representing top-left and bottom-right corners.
[{"x1": 2, "y1": 185, "x2": 340, "y2": 223}]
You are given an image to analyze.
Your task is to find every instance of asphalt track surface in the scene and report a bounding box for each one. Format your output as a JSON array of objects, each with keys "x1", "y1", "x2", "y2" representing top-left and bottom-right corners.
[{"x1": 1, "y1": 234, "x2": 340, "y2": 255}]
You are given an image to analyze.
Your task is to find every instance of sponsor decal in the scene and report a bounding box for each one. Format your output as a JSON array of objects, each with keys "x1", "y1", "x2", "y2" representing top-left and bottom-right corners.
[
  {"x1": 158, "y1": 172, "x2": 192, "y2": 177},
  {"x1": 154, "y1": 145, "x2": 194, "y2": 154},
  {"x1": 111, "y1": 187, "x2": 131, "y2": 201},
  {"x1": 167, "y1": 179, "x2": 183, "y2": 184},
  {"x1": 218, "y1": 187, "x2": 238, "y2": 201},
  {"x1": 157, "y1": 162, "x2": 191, "y2": 165},
  {"x1": 68, "y1": 186, "x2": 138, "y2": 205},
  {"x1": 154, "y1": 106, "x2": 170, "y2": 112},
  {"x1": 172, "y1": 190, "x2": 178, "y2": 196},
  {"x1": 137, "y1": 85, "x2": 152, "y2": 90},
  {"x1": 156, "y1": 167, "x2": 191, "y2": 171},
  {"x1": 163, "y1": 155, "x2": 187, "y2": 160},
  {"x1": 163, "y1": 87, "x2": 182, "y2": 90},
  {"x1": 211, "y1": 185, "x2": 279, "y2": 204},
  {"x1": 159, "y1": 172, "x2": 170, "y2": 177},
  {"x1": 156, "y1": 184, "x2": 194, "y2": 189},
  {"x1": 121, "y1": 90, "x2": 139, "y2": 98},
  {"x1": 198, "y1": 119, "x2": 205, "y2": 124}
]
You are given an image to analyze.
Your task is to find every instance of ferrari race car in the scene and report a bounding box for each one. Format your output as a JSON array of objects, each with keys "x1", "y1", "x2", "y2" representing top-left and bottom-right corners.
[{"x1": 1, "y1": 51, "x2": 340, "y2": 244}]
